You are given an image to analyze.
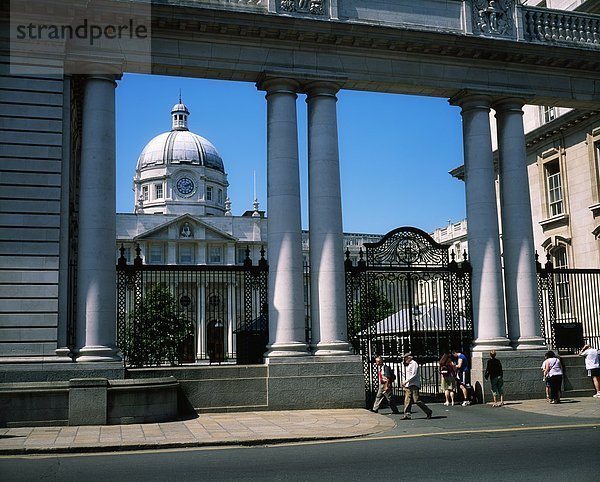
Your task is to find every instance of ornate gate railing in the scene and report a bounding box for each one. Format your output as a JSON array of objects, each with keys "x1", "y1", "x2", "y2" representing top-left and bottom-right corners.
[
  {"x1": 116, "y1": 245, "x2": 268, "y2": 367},
  {"x1": 345, "y1": 227, "x2": 473, "y2": 405}
]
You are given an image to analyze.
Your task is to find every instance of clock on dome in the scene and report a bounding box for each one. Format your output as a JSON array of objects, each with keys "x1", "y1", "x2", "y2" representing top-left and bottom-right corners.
[{"x1": 176, "y1": 177, "x2": 195, "y2": 196}]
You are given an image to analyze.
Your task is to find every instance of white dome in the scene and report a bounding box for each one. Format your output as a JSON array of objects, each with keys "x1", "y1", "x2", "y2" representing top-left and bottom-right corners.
[{"x1": 136, "y1": 130, "x2": 225, "y2": 172}]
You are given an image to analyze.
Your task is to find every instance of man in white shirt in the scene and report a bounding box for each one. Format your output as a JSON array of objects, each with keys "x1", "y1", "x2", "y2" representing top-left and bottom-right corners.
[
  {"x1": 400, "y1": 353, "x2": 433, "y2": 420},
  {"x1": 579, "y1": 344, "x2": 600, "y2": 398}
]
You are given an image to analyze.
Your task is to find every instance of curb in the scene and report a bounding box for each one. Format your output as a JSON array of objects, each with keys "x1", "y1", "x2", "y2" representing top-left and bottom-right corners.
[{"x1": 0, "y1": 433, "x2": 370, "y2": 456}]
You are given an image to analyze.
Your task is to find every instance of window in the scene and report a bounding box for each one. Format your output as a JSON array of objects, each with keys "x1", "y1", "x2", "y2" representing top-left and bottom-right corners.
[
  {"x1": 206, "y1": 186, "x2": 213, "y2": 201},
  {"x1": 542, "y1": 106, "x2": 556, "y2": 124},
  {"x1": 179, "y1": 245, "x2": 193, "y2": 264},
  {"x1": 148, "y1": 244, "x2": 163, "y2": 264},
  {"x1": 552, "y1": 246, "x2": 571, "y2": 316},
  {"x1": 209, "y1": 246, "x2": 222, "y2": 264},
  {"x1": 142, "y1": 185, "x2": 149, "y2": 201},
  {"x1": 218, "y1": 189, "x2": 223, "y2": 204},
  {"x1": 155, "y1": 183, "x2": 163, "y2": 199},
  {"x1": 545, "y1": 160, "x2": 563, "y2": 217},
  {"x1": 237, "y1": 247, "x2": 248, "y2": 265}
]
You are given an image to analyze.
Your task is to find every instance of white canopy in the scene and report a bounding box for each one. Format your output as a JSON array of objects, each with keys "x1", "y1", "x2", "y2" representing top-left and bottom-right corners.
[{"x1": 359, "y1": 305, "x2": 468, "y2": 335}]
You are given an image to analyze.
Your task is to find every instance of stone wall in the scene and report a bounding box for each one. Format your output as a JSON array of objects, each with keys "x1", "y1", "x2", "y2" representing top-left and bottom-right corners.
[
  {"x1": 0, "y1": 72, "x2": 67, "y2": 359},
  {"x1": 128, "y1": 356, "x2": 365, "y2": 413},
  {"x1": 0, "y1": 375, "x2": 178, "y2": 427}
]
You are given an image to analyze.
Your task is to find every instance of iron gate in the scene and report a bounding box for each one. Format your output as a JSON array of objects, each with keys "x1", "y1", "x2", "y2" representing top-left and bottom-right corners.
[
  {"x1": 116, "y1": 245, "x2": 268, "y2": 367},
  {"x1": 345, "y1": 227, "x2": 473, "y2": 405}
]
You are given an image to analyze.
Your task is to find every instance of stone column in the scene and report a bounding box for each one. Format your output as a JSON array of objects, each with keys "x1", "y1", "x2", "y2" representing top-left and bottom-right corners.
[
  {"x1": 450, "y1": 93, "x2": 510, "y2": 351},
  {"x1": 494, "y1": 98, "x2": 545, "y2": 350},
  {"x1": 257, "y1": 77, "x2": 308, "y2": 357},
  {"x1": 76, "y1": 74, "x2": 120, "y2": 362},
  {"x1": 306, "y1": 81, "x2": 350, "y2": 355}
]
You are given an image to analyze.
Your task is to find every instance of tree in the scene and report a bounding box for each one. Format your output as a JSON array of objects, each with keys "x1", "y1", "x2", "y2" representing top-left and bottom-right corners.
[
  {"x1": 122, "y1": 284, "x2": 194, "y2": 367},
  {"x1": 348, "y1": 288, "x2": 395, "y2": 351}
]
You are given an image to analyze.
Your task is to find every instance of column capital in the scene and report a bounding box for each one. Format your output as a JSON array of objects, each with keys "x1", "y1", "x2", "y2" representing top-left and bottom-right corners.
[
  {"x1": 256, "y1": 75, "x2": 300, "y2": 96},
  {"x1": 492, "y1": 97, "x2": 526, "y2": 115},
  {"x1": 85, "y1": 73, "x2": 121, "y2": 87},
  {"x1": 304, "y1": 80, "x2": 341, "y2": 100},
  {"x1": 449, "y1": 91, "x2": 493, "y2": 111}
]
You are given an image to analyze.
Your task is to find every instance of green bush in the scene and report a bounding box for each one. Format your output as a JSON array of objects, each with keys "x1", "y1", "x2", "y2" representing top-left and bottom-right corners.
[{"x1": 122, "y1": 284, "x2": 194, "y2": 367}]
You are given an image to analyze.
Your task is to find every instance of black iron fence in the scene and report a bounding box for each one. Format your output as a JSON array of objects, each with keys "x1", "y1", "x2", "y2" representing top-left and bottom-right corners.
[
  {"x1": 537, "y1": 255, "x2": 600, "y2": 353},
  {"x1": 116, "y1": 245, "x2": 268, "y2": 367}
]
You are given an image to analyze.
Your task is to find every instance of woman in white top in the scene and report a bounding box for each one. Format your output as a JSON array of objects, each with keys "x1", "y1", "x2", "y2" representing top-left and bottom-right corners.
[{"x1": 542, "y1": 350, "x2": 563, "y2": 404}]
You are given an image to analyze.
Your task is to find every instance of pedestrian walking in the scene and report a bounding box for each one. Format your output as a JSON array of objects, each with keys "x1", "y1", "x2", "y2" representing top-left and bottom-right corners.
[
  {"x1": 484, "y1": 350, "x2": 505, "y2": 407},
  {"x1": 439, "y1": 353, "x2": 457, "y2": 406},
  {"x1": 579, "y1": 344, "x2": 600, "y2": 398},
  {"x1": 452, "y1": 348, "x2": 471, "y2": 406},
  {"x1": 371, "y1": 356, "x2": 400, "y2": 414},
  {"x1": 400, "y1": 353, "x2": 433, "y2": 420},
  {"x1": 542, "y1": 350, "x2": 563, "y2": 404}
]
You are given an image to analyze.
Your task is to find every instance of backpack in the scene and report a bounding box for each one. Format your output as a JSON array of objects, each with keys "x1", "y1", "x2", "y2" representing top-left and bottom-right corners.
[{"x1": 384, "y1": 365, "x2": 396, "y2": 382}]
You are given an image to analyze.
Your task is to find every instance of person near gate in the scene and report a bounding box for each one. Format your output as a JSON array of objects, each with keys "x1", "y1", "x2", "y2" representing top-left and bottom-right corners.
[
  {"x1": 452, "y1": 348, "x2": 471, "y2": 406},
  {"x1": 484, "y1": 350, "x2": 505, "y2": 407},
  {"x1": 579, "y1": 344, "x2": 600, "y2": 398},
  {"x1": 439, "y1": 353, "x2": 457, "y2": 406},
  {"x1": 542, "y1": 350, "x2": 563, "y2": 404},
  {"x1": 371, "y1": 356, "x2": 400, "y2": 414},
  {"x1": 400, "y1": 353, "x2": 433, "y2": 420}
]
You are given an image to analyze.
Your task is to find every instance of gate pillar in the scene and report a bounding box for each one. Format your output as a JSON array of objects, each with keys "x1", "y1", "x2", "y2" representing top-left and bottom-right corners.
[
  {"x1": 76, "y1": 73, "x2": 121, "y2": 362},
  {"x1": 494, "y1": 98, "x2": 545, "y2": 350},
  {"x1": 257, "y1": 77, "x2": 309, "y2": 357},
  {"x1": 450, "y1": 92, "x2": 510, "y2": 351},
  {"x1": 306, "y1": 81, "x2": 351, "y2": 355}
]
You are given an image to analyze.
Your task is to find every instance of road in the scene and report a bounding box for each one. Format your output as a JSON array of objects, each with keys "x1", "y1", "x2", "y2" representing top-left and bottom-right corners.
[{"x1": 1, "y1": 424, "x2": 597, "y2": 481}]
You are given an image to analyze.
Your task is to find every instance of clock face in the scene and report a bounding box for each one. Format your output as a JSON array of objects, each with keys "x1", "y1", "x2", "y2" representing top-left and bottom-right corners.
[{"x1": 176, "y1": 177, "x2": 195, "y2": 196}]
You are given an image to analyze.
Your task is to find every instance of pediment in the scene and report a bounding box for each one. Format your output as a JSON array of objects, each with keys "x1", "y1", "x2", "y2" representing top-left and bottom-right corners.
[{"x1": 134, "y1": 214, "x2": 237, "y2": 242}]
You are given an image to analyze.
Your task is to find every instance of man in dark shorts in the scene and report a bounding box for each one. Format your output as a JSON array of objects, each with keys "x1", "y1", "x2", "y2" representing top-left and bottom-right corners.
[{"x1": 452, "y1": 348, "x2": 471, "y2": 406}]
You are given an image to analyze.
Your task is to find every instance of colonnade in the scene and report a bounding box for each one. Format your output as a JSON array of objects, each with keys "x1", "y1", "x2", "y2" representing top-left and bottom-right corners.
[{"x1": 73, "y1": 75, "x2": 544, "y2": 363}]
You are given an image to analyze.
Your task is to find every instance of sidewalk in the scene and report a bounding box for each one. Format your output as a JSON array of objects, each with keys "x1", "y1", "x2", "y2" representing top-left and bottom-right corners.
[{"x1": 1, "y1": 397, "x2": 598, "y2": 455}]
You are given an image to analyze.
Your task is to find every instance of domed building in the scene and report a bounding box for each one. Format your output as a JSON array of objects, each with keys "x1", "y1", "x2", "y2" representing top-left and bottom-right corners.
[
  {"x1": 133, "y1": 101, "x2": 229, "y2": 217},
  {"x1": 116, "y1": 100, "x2": 268, "y2": 269}
]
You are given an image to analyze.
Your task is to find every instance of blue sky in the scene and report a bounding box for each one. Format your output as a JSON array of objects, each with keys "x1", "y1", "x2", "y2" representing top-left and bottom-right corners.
[{"x1": 116, "y1": 73, "x2": 466, "y2": 234}]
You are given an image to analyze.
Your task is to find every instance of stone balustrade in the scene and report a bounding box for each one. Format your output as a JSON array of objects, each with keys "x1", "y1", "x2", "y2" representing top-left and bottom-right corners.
[{"x1": 523, "y1": 7, "x2": 600, "y2": 47}]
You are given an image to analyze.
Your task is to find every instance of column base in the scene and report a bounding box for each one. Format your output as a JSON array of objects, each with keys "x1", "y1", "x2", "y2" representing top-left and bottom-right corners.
[
  {"x1": 513, "y1": 336, "x2": 547, "y2": 350},
  {"x1": 55, "y1": 348, "x2": 75, "y2": 361},
  {"x1": 76, "y1": 345, "x2": 121, "y2": 362},
  {"x1": 311, "y1": 341, "x2": 352, "y2": 356},
  {"x1": 471, "y1": 337, "x2": 513, "y2": 352},
  {"x1": 265, "y1": 342, "x2": 309, "y2": 358}
]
